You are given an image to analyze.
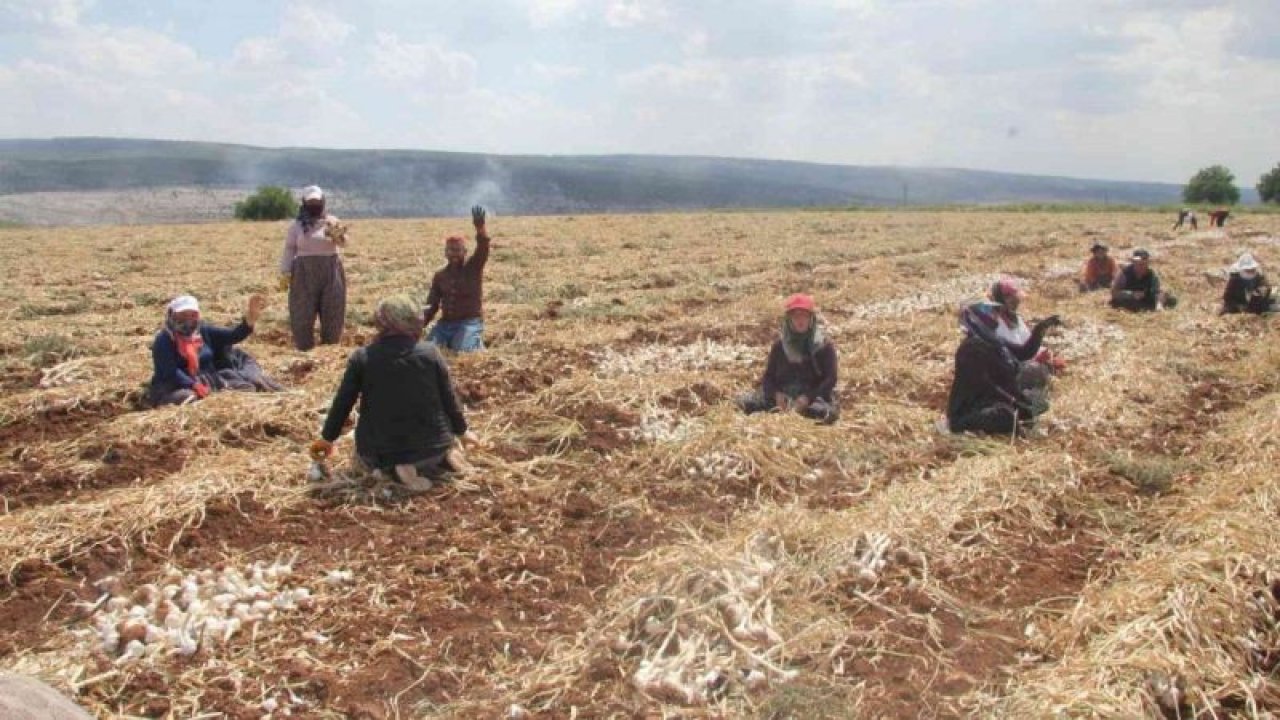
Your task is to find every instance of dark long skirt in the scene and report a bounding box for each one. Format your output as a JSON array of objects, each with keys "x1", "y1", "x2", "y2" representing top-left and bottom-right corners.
[
  {"x1": 288, "y1": 254, "x2": 347, "y2": 351},
  {"x1": 949, "y1": 361, "x2": 1050, "y2": 436}
]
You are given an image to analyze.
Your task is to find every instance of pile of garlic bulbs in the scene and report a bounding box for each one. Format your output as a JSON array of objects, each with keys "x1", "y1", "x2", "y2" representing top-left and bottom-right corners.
[
  {"x1": 629, "y1": 406, "x2": 701, "y2": 444},
  {"x1": 82, "y1": 561, "x2": 323, "y2": 664},
  {"x1": 1051, "y1": 320, "x2": 1126, "y2": 361},
  {"x1": 684, "y1": 451, "x2": 752, "y2": 482},
  {"x1": 847, "y1": 274, "x2": 1003, "y2": 321},
  {"x1": 591, "y1": 339, "x2": 755, "y2": 379},
  {"x1": 620, "y1": 532, "x2": 795, "y2": 707}
]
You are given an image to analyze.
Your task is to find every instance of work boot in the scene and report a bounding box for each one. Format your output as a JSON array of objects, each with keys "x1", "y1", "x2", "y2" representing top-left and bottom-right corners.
[{"x1": 394, "y1": 464, "x2": 434, "y2": 493}]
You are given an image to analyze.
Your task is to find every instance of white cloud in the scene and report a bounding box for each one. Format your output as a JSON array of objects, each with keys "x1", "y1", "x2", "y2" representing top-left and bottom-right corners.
[
  {"x1": 0, "y1": 0, "x2": 90, "y2": 29},
  {"x1": 231, "y1": 2, "x2": 354, "y2": 72},
  {"x1": 798, "y1": 0, "x2": 877, "y2": 17},
  {"x1": 530, "y1": 61, "x2": 585, "y2": 82},
  {"x1": 278, "y1": 3, "x2": 354, "y2": 46},
  {"x1": 231, "y1": 36, "x2": 287, "y2": 69},
  {"x1": 681, "y1": 30, "x2": 708, "y2": 56},
  {"x1": 604, "y1": 0, "x2": 668, "y2": 28},
  {"x1": 527, "y1": 0, "x2": 584, "y2": 28},
  {"x1": 369, "y1": 33, "x2": 477, "y2": 94},
  {"x1": 55, "y1": 25, "x2": 205, "y2": 78},
  {"x1": 0, "y1": 0, "x2": 1275, "y2": 185},
  {"x1": 620, "y1": 54, "x2": 868, "y2": 108}
]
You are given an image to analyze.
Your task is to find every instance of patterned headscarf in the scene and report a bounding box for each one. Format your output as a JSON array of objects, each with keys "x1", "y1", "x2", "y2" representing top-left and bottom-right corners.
[
  {"x1": 780, "y1": 313, "x2": 825, "y2": 363},
  {"x1": 959, "y1": 301, "x2": 1019, "y2": 369},
  {"x1": 374, "y1": 295, "x2": 424, "y2": 340}
]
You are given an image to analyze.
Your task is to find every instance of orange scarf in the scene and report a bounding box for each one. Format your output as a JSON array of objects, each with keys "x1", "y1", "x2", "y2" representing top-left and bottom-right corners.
[{"x1": 174, "y1": 332, "x2": 204, "y2": 377}]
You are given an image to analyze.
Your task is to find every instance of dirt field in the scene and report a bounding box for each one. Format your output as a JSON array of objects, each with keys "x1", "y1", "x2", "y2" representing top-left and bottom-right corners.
[{"x1": 0, "y1": 211, "x2": 1278, "y2": 718}]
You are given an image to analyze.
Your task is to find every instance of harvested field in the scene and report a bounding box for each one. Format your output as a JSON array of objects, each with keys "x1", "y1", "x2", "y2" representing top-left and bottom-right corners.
[{"x1": 0, "y1": 212, "x2": 1278, "y2": 718}]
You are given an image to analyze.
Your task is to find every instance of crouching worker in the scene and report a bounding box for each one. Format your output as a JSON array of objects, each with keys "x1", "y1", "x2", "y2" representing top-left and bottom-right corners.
[
  {"x1": 149, "y1": 294, "x2": 282, "y2": 406},
  {"x1": 311, "y1": 295, "x2": 475, "y2": 493},
  {"x1": 1078, "y1": 242, "x2": 1118, "y2": 292},
  {"x1": 1222, "y1": 253, "x2": 1276, "y2": 315},
  {"x1": 737, "y1": 293, "x2": 839, "y2": 424},
  {"x1": 944, "y1": 303, "x2": 1062, "y2": 436},
  {"x1": 1110, "y1": 248, "x2": 1177, "y2": 311}
]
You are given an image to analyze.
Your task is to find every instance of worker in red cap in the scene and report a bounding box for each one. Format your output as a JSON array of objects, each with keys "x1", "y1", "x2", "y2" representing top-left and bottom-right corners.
[
  {"x1": 736, "y1": 293, "x2": 839, "y2": 423},
  {"x1": 423, "y1": 206, "x2": 490, "y2": 352}
]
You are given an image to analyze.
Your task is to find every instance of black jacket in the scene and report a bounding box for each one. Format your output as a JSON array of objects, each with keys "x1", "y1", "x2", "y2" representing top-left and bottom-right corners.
[
  {"x1": 1222, "y1": 272, "x2": 1272, "y2": 314},
  {"x1": 760, "y1": 340, "x2": 838, "y2": 402},
  {"x1": 1111, "y1": 264, "x2": 1161, "y2": 310},
  {"x1": 322, "y1": 336, "x2": 467, "y2": 467},
  {"x1": 946, "y1": 334, "x2": 1027, "y2": 426}
]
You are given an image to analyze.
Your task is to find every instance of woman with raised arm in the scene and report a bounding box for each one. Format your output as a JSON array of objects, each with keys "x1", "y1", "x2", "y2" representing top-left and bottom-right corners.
[{"x1": 149, "y1": 294, "x2": 282, "y2": 406}]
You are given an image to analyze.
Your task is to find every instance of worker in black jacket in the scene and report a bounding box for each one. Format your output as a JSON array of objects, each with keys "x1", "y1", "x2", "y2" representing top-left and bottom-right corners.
[
  {"x1": 1110, "y1": 248, "x2": 1177, "y2": 311},
  {"x1": 736, "y1": 293, "x2": 839, "y2": 423},
  {"x1": 311, "y1": 295, "x2": 474, "y2": 492},
  {"x1": 945, "y1": 302, "x2": 1061, "y2": 436},
  {"x1": 1221, "y1": 252, "x2": 1275, "y2": 315}
]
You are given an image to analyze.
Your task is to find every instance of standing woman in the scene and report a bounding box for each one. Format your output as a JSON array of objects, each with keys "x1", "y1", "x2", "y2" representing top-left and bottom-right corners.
[{"x1": 280, "y1": 185, "x2": 348, "y2": 350}]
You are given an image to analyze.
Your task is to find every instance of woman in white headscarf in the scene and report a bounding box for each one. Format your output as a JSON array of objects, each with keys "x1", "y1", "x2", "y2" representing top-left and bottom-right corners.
[
  {"x1": 1221, "y1": 253, "x2": 1275, "y2": 314},
  {"x1": 148, "y1": 294, "x2": 281, "y2": 406},
  {"x1": 279, "y1": 185, "x2": 349, "y2": 350}
]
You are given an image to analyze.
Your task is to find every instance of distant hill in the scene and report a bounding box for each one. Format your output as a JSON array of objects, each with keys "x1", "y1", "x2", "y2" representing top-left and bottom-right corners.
[{"x1": 0, "y1": 137, "x2": 1256, "y2": 224}]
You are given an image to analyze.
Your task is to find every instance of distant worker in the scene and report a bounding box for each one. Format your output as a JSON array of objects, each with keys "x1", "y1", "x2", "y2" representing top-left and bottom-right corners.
[
  {"x1": 312, "y1": 295, "x2": 477, "y2": 493},
  {"x1": 148, "y1": 294, "x2": 282, "y2": 406},
  {"x1": 943, "y1": 302, "x2": 1061, "y2": 436},
  {"x1": 736, "y1": 293, "x2": 839, "y2": 423},
  {"x1": 1110, "y1": 248, "x2": 1177, "y2": 311},
  {"x1": 423, "y1": 206, "x2": 490, "y2": 352},
  {"x1": 1171, "y1": 208, "x2": 1197, "y2": 231},
  {"x1": 1221, "y1": 252, "x2": 1275, "y2": 315},
  {"x1": 1208, "y1": 208, "x2": 1230, "y2": 228},
  {"x1": 280, "y1": 185, "x2": 349, "y2": 351},
  {"x1": 1078, "y1": 242, "x2": 1119, "y2": 292}
]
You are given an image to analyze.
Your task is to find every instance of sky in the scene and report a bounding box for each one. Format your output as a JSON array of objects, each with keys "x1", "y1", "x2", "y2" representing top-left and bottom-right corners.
[{"x1": 0, "y1": 0, "x2": 1276, "y2": 184}]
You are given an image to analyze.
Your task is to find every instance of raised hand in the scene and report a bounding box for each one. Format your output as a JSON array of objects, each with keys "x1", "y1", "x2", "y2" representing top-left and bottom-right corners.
[{"x1": 471, "y1": 205, "x2": 486, "y2": 230}]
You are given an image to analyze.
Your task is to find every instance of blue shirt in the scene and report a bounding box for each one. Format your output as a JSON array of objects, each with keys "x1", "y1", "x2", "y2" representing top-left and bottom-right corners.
[{"x1": 149, "y1": 321, "x2": 252, "y2": 392}]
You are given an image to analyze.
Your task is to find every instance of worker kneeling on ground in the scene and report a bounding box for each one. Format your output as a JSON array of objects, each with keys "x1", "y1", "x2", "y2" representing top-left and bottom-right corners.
[
  {"x1": 312, "y1": 295, "x2": 476, "y2": 493},
  {"x1": 943, "y1": 302, "x2": 1062, "y2": 436},
  {"x1": 1110, "y1": 248, "x2": 1177, "y2": 311},
  {"x1": 1221, "y1": 252, "x2": 1276, "y2": 315},
  {"x1": 736, "y1": 293, "x2": 839, "y2": 424},
  {"x1": 1078, "y1": 242, "x2": 1118, "y2": 292},
  {"x1": 148, "y1": 294, "x2": 282, "y2": 406},
  {"x1": 423, "y1": 206, "x2": 491, "y2": 352}
]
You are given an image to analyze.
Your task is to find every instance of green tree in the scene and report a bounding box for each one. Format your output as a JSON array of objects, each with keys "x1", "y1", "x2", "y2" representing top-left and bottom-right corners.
[
  {"x1": 234, "y1": 185, "x2": 298, "y2": 221},
  {"x1": 1182, "y1": 165, "x2": 1240, "y2": 205},
  {"x1": 1258, "y1": 164, "x2": 1280, "y2": 204}
]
